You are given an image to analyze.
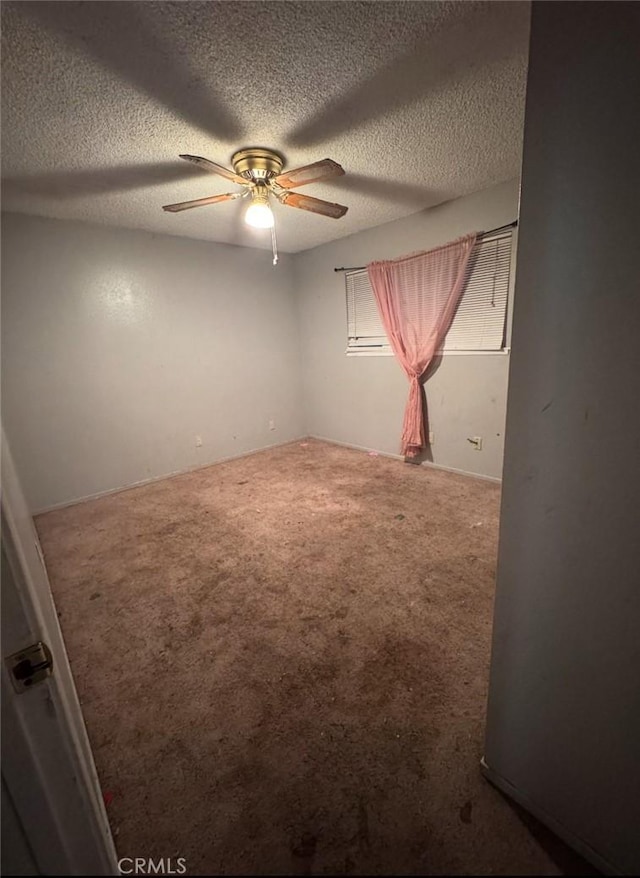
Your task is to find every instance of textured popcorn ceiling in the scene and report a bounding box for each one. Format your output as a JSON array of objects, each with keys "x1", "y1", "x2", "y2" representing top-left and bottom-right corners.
[{"x1": 1, "y1": 1, "x2": 530, "y2": 254}]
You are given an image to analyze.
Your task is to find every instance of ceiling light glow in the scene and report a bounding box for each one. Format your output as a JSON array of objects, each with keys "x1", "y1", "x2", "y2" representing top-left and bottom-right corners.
[{"x1": 245, "y1": 190, "x2": 274, "y2": 229}]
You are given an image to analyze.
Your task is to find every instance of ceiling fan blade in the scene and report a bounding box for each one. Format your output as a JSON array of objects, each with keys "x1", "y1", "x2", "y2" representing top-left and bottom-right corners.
[
  {"x1": 274, "y1": 159, "x2": 345, "y2": 189},
  {"x1": 278, "y1": 191, "x2": 348, "y2": 219},
  {"x1": 179, "y1": 154, "x2": 248, "y2": 185},
  {"x1": 162, "y1": 192, "x2": 243, "y2": 212}
]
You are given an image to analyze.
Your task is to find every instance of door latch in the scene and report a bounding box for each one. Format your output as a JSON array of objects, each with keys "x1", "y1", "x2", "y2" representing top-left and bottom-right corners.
[{"x1": 6, "y1": 642, "x2": 53, "y2": 693}]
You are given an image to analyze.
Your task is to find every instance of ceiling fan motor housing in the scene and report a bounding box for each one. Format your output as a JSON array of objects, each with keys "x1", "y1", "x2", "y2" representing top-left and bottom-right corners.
[{"x1": 232, "y1": 148, "x2": 284, "y2": 181}]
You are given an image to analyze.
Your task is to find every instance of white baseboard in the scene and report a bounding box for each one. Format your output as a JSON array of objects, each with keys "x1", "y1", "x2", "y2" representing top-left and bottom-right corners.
[
  {"x1": 480, "y1": 756, "x2": 620, "y2": 875},
  {"x1": 310, "y1": 435, "x2": 405, "y2": 462},
  {"x1": 36, "y1": 434, "x2": 499, "y2": 515},
  {"x1": 33, "y1": 436, "x2": 308, "y2": 515},
  {"x1": 309, "y1": 435, "x2": 502, "y2": 484}
]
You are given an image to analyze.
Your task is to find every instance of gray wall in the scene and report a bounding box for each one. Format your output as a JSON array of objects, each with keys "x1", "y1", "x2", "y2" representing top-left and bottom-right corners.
[
  {"x1": 484, "y1": 3, "x2": 640, "y2": 874},
  {"x1": 2, "y1": 181, "x2": 518, "y2": 510},
  {"x1": 293, "y1": 179, "x2": 519, "y2": 480},
  {"x1": 1, "y1": 214, "x2": 304, "y2": 511}
]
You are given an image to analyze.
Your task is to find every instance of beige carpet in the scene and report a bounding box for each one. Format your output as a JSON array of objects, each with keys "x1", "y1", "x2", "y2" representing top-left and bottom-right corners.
[{"x1": 36, "y1": 440, "x2": 571, "y2": 875}]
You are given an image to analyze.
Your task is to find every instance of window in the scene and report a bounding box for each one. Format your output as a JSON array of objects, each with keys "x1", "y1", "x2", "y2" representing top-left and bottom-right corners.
[{"x1": 346, "y1": 228, "x2": 514, "y2": 355}]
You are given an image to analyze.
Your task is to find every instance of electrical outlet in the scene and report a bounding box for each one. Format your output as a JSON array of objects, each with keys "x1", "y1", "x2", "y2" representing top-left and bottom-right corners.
[
  {"x1": 428, "y1": 431, "x2": 435, "y2": 445},
  {"x1": 269, "y1": 418, "x2": 276, "y2": 431},
  {"x1": 470, "y1": 436, "x2": 483, "y2": 451},
  {"x1": 195, "y1": 435, "x2": 203, "y2": 448}
]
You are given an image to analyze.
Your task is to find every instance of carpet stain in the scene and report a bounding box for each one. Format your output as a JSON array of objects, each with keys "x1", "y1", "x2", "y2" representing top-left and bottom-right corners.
[{"x1": 35, "y1": 440, "x2": 563, "y2": 876}]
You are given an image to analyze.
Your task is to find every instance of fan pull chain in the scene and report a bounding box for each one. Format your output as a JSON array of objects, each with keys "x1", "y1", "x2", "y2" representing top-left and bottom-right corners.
[{"x1": 271, "y1": 222, "x2": 279, "y2": 266}]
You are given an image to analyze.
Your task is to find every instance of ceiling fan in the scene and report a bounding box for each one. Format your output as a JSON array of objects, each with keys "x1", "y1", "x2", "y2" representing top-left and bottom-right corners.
[{"x1": 162, "y1": 148, "x2": 348, "y2": 264}]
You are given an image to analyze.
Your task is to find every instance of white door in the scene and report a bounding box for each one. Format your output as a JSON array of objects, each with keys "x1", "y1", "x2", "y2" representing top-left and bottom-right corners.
[{"x1": 1, "y1": 432, "x2": 118, "y2": 875}]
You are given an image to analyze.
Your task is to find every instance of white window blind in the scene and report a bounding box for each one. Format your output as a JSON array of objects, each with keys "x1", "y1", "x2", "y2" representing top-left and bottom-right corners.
[
  {"x1": 346, "y1": 269, "x2": 388, "y2": 350},
  {"x1": 346, "y1": 229, "x2": 514, "y2": 354}
]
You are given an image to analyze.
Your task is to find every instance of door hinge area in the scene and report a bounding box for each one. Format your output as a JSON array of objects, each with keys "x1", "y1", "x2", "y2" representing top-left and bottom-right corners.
[{"x1": 6, "y1": 642, "x2": 53, "y2": 693}]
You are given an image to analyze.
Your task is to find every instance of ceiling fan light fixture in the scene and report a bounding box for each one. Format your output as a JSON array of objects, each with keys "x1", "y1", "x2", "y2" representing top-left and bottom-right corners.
[
  {"x1": 245, "y1": 188, "x2": 274, "y2": 229},
  {"x1": 163, "y1": 150, "x2": 348, "y2": 240}
]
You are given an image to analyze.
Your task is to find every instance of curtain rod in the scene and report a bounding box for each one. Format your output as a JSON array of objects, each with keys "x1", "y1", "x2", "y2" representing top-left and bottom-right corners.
[{"x1": 332, "y1": 219, "x2": 518, "y2": 272}]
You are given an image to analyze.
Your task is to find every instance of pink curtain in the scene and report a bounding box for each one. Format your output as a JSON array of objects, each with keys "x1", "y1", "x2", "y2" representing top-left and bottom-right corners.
[{"x1": 368, "y1": 233, "x2": 477, "y2": 457}]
